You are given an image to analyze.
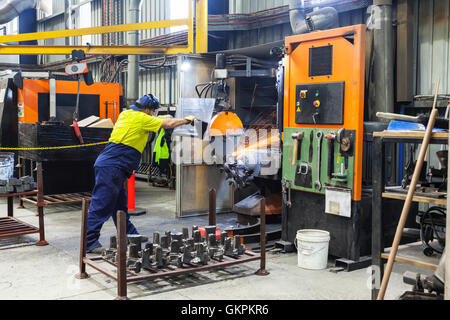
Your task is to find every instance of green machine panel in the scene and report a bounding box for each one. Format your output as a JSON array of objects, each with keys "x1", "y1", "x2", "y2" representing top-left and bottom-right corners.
[{"x1": 282, "y1": 127, "x2": 355, "y2": 195}]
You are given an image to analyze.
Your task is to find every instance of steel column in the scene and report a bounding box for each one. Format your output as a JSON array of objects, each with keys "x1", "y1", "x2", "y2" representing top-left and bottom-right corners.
[
  {"x1": 36, "y1": 162, "x2": 48, "y2": 246},
  {"x1": 126, "y1": 0, "x2": 142, "y2": 105},
  {"x1": 256, "y1": 198, "x2": 269, "y2": 276},
  {"x1": 370, "y1": 0, "x2": 394, "y2": 120},
  {"x1": 115, "y1": 210, "x2": 128, "y2": 300},
  {"x1": 371, "y1": 136, "x2": 385, "y2": 299},
  {"x1": 447, "y1": 131, "x2": 450, "y2": 299},
  {"x1": 76, "y1": 198, "x2": 90, "y2": 279},
  {"x1": 208, "y1": 188, "x2": 216, "y2": 226}
]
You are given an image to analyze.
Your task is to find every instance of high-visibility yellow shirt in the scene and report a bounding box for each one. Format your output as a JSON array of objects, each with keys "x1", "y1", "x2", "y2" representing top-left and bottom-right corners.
[{"x1": 109, "y1": 109, "x2": 163, "y2": 153}]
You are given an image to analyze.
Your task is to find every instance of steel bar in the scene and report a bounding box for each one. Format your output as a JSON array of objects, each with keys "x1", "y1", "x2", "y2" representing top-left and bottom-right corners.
[
  {"x1": 0, "y1": 19, "x2": 189, "y2": 43},
  {"x1": 447, "y1": 131, "x2": 450, "y2": 299},
  {"x1": 83, "y1": 258, "x2": 118, "y2": 281},
  {"x1": 377, "y1": 78, "x2": 441, "y2": 300},
  {"x1": 371, "y1": 135, "x2": 385, "y2": 300},
  {"x1": 17, "y1": 157, "x2": 25, "y2": 209},
  {"x1": 76, "y1": 198, "x2": 90, "y2": 279},
  {"x1": 255, "y1": 198, "x2": 269, "y2": 276},
  {"x1": 7, "y1": 196, "x2": 13, "y2": 217},
  {"x1": 0, "y1": 45, "x2": 191, "y2": 56},
  {"x1": 208, "y1": 188, "x2": 216, "y2": 226},
  {"x1": 0, "y1": 191, "x2": 38, "y2": 198},
  {"x1": 115, "y1": 210, "x2": 128, "y2": 300},
  {"x1": 36, "y1": 162, "x2": 48, "y2": 246}
]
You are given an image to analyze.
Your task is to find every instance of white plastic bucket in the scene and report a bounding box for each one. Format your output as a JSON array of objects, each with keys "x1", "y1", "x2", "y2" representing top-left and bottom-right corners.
[{"x1": 295, "y1": 229, "x2": 330, "y2": 270}]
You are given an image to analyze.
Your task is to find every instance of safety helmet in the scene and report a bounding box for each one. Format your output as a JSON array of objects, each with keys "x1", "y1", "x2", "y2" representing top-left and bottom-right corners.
[{"x1": 134, "y1": 94, "x2": 160, "y2": 110}]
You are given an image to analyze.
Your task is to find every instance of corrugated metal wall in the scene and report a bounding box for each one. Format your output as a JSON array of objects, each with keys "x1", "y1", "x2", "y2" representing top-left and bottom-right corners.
[
  {"x1": 35, "y1": 0, "x2": 450, "y2": 101},
  {"x1": 90, "y1": 0, "x2": 170, "y2": 45},
  {"x1": 417, "y1": 0, "x2": 450, "y2": 95},
  {"x1": 229, "y1": 0, "x2": 288, "y2": 14},
  {"x1": 227, "y1": 1, "x2": 368, "y2": 49}
]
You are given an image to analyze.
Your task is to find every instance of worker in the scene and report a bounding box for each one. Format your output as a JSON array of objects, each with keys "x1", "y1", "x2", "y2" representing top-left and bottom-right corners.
[{"x1": 86, "y1": 94, "x2": 195, "y2": 254}]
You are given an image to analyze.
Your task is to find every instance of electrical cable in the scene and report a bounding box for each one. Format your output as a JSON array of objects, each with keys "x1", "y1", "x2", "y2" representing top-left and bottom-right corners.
[
  {"x1": 139, "y1": 55, "x2": 167, "y2": 70},
  {"x1": 196, "y1": 83, "x2": 211, "y2": 98},
  {"x1": 200, "y1": 83, "x2": 211, "y2": 98}
]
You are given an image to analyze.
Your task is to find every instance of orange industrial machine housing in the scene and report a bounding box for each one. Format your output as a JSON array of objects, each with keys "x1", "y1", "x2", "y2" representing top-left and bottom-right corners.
[
  {"x1": 283, "y1": 24, "x2": 366, "y2": 201},
  {"x1": 280, "y1": 25, "x2": 380, "y2": 263},
  {"x1": 15, "y1": 78, "x2": 123, "y2": 196},
  {"x1": 17, "y1": 79, "x2": 122, "y2": 125}
]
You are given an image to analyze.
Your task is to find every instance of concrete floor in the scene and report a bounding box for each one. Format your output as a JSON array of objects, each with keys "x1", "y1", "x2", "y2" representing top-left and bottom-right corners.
[{"x1": 0, "y1": 181, "x2": 433, "y2": 300}]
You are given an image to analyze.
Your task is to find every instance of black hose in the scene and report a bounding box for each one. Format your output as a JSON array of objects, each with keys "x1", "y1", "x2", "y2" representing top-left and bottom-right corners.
[
  {"x1": 200, "y1": 83, "x2": 211, "y2": 98},
  {"x1": 205, "y1": 84, "x2": 212, "y2": 98},
  {"x1": 139, "y1": 55, "x2": 167, "y2": 70},
  {"x1": 196, "y1": 83, "x2": 210, "y2": 98}
]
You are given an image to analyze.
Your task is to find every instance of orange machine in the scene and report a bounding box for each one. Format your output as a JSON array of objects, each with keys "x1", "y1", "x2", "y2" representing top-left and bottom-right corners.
[
  {"x1": 283, "y1": 24, "x2": 366, "y2": 201},
  {"x1": 280, "y1": 25, "x2": 371, "y2": 263},
  {"x1": 17, "y1": 78, "x2": 122, "y2": 125}
]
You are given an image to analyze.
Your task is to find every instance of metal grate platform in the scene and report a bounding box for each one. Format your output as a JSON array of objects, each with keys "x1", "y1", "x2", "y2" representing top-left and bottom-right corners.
[{"x1": 0, "y1": 217, "x2": 39, "y2": 239}]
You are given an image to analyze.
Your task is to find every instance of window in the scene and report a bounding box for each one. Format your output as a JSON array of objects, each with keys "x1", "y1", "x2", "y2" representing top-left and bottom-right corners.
[{"x1": 170, "y1": 0, "x2": 189, "y2": 33}]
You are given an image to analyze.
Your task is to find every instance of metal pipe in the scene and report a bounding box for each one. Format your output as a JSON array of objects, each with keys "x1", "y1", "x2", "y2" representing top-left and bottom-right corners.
[
  {"x1": 208, "y1": 188, "x2": 216, "y2": 226},
  {"x1": 372, "y1": 0, "x2": 394, "y2": 119},
  {"x1": 126, "y1": 0, "x2": 142, "y2": 106},
  {"x1": 0, "y1": 0, "x2": 37, "y2": 25},
  {"x1": 18, "y1": 7, "x2": 37, "y2": 65},
  {"x1": 49, "y1": 78, "x2": 56, "y2": 119},
  {"x1": 288, "y1": 0, "x2": 306, "y2": 34},
  {"x1": 288, "y1": 0, "x2": 339, "y2": 35}
]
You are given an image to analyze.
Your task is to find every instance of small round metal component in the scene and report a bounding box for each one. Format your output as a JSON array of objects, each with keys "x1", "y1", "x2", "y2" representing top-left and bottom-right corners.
[{"x1": 340, "y1": 137, "x2": 351, "y2": 152}]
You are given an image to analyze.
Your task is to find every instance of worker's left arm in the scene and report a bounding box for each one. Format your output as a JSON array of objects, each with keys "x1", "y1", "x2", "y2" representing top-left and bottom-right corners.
[
  {"x1": 141, "y1": 114, "x2": 193, "y2": 132},
  {"x1": 160, "y1": 118, "x2": 190, "y2": 129}
]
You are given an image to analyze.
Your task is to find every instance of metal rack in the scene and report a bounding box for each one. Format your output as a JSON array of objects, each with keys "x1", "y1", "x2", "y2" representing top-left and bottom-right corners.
[
  {"x1": 76, "y1": 190, "x2": 269, "y2": 300},
  {"x1": 0, "y1": 162, "x2": 48, "y2": 246},
  {"x1": 371, "y1": 131, "x2": 448, "y2": 299},
  {"x1": 21, "y1": 192, "x2": 92, "y2": 207}
]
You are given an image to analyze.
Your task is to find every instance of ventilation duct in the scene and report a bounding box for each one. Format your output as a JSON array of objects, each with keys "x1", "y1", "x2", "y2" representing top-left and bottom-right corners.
[
  {"x1": 126, "y1": 0, "x2": 143, "y2": 106},
  {"x1": 289, "y1": 0, "x2": 339, "y2": 35},
  {"x1": 0, "y1": 0, "x2": 37, "y2": 25}
]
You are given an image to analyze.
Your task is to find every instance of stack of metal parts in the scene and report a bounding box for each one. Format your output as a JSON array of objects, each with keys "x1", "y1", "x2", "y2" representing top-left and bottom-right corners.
[
  {"x1": 0, "y1": 176, "x2": 37, "y2": 194},
  {"x1": 102, "y1": 226, "x2": 246, "y2": 273}
]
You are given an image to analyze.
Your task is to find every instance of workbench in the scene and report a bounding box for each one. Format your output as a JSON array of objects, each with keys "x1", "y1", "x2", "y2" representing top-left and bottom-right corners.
[
  {"x1": 0, "y1": 163, "x2": 48, "y2": 246},
  {"x1": 371, "y1": 131, "x2": 447, "y2": 299}
]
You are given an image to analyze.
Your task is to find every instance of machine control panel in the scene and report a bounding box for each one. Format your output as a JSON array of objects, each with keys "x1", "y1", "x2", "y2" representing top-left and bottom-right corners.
[{"x1": 295, "y1": 82, "x2": 345, "y2": 125}]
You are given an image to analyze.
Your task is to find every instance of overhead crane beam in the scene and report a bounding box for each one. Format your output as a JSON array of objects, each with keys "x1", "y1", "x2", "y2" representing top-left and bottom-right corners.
[{"x1": 0, "y1": 0, "x2": 208, "y2": 56}]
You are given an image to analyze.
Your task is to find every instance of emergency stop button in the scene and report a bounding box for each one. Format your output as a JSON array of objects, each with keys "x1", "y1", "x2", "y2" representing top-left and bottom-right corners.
[
  {"x1": 313, "y1": 100, "x2": 321, "y2": 108},
  {"x1": 300, "y1": 90, "x2": 308, "y2": 99}
]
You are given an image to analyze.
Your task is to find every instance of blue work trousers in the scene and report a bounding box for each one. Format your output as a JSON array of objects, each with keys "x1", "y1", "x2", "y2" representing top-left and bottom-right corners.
[{"x1": 86, "y1": 166, "x2": 138, "y2": 252}]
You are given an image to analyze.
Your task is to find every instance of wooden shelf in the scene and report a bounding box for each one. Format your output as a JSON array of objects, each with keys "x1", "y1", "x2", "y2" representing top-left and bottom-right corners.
[
  {"x1": 381, "y1": 242, "x2": 441, "y2": 271},
  {"x1": 382, "y1": 192, "x2": 447, "y2": 206},
  {"x1": 373, "y1": 131, "x2": 448, "y2": 139}
]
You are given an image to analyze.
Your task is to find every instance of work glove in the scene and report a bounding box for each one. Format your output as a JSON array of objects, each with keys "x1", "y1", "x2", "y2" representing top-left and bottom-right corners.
[{"x1": 184, "y1": 115, "x2": 196, "y2": 126}]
